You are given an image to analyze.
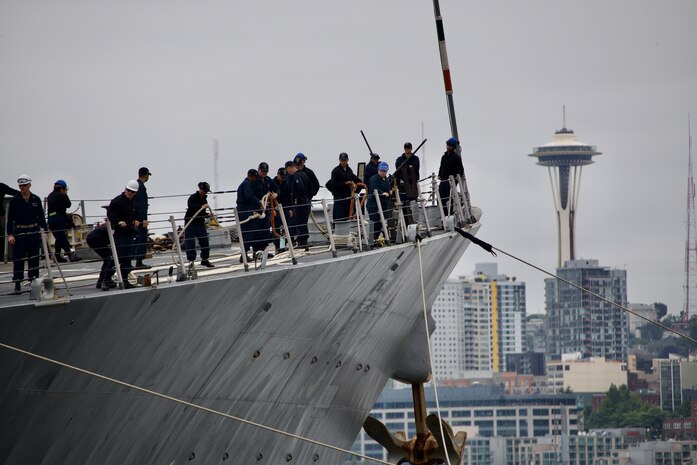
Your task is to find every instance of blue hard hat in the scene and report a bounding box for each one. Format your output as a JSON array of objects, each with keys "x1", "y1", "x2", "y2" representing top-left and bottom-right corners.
[
  {"x1": 378, "y1": 162, "x2": 389, "y2": 171},
  {"x1": 446, "y1": 137, "x2": 459, "y2": 147},
  {"x1": 296, "y1": 153, "x2": 307, "y2": 160},
  {"x1": 55, "y1": 179, "x2": 67, "y2": 189}
]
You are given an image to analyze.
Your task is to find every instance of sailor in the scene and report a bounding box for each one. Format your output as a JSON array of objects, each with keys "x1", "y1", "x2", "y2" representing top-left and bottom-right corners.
[
  {"x1": 106, "y1": 180, "x2": 141, "y2": 289},
  {"x1": 286, "y1": 157, "x2": 312, "y2": 247},
  {"x1": 0, "y1": 181, "x2": 20, "y2": 260},
  {"x1": 394, "y1": 141, "x2": 421, "y2": 225},
  {"x1": 236, "y1": 169, "x2": 262, "y2": 260},
  {"x1": 6, "y1": 175, "x2": 47, "y2": 294},
  {"x1": 184, "y1": 182, "x2": 215, "y2": 268},
  {"x1": 86, "y1": 223, "x2": 117, "y2": 290},
  {"x1": 254, "y1": 162, "x2": 279, "y2": 254},
  {"x1": 294, "y1": 153, "x2": 320, "y2": 200},
  {"x1": 330, "y1": 152, "x2": 362, "y2": 222},
  {"x1": 364, "y1": 153, "x2": 381, "y2": 185},
  {"x1": 133, "y1": 167, "x2": 152, "y2": 269},
  {"x1": 273, "y1": 166, "x2": 292, "y2": 250},
  {"x1": 47, "y1": 179, "x2": 81, "y2": 262},
  {"x1": 366, "y1": 162, "x2": 392, "y2": 243},
  {"x1": 438, "y1": 137, "x2": 464, "y2": 215}
]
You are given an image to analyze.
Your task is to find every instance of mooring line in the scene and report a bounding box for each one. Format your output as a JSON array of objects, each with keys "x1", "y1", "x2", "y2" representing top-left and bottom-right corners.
[{"x1": 0, "y1": 341, "x2": 392, "y2": 465}]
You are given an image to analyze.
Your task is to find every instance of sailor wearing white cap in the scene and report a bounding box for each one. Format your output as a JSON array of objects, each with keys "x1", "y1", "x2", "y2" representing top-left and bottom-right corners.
[
  {"x1": 104, "y1": 180, "x2": 142, "y2": 289},
  {"x1": 6, "y1": 174, "x2": 47, "y2": 294}
]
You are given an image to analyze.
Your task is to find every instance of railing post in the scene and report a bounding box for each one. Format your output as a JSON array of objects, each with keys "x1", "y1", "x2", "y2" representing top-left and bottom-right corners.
[
  {"x1": 39, "y1": 230, "x2": 53, "y2": 280},
  {"x1": 353, "y1": 193, "x2": 364, "y2": 251},
  {"x1": 417, "y1": 183, "x2": 432, "y2": 237},
  {"x1": 105, "y1": 220, "x2": 125, "y2": 289},
  {"x1": 169, "y1": 215, "x2": 187, "y2": 281},
  {"x1": 456, "y1": 174, "x2": 473, "y2": 223},
  {"x1": 42, "y1": 229, "x2": 71, "y2": 295},
  {"x1": 435, "y1": 178, "x2": 447, "y2": 230},
  {"x1": 431, "y1": 174, "x2": 439, "y2": 207},
  {"x1": 275, "y1": 203, "x2": 297, "y2": 265},
  {"x1": 451, "y1": 176, "x2": 465, "y2": 226},
  {"x1": 374, "y1": 189, "x2": 390, "y2": 245},
  {"x1": 393, "y1": 188, "x2": 408, "y2": 243},
  {"x1": 321, "y1": 199, "x2": 337, "y2": 258},
  {"x1": 233, "y1": 207, "x2": 249, "y2": 272}
]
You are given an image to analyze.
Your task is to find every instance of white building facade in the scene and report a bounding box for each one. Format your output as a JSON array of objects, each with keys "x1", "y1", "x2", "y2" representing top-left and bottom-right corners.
[{"x1": 431, "y1": 263, "x2": 526, "y2": 379}]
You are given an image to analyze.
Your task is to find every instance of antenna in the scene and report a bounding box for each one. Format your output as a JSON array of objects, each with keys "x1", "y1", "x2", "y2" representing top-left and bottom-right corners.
[
  {"x1": 684, "y1": 114, "x2": 696, "y2": 323},
  {"x1": 213, "y1": 139, "x2": 219, "y2": 212},
  {"x1": 562, "y1": 104, "x2": 567, "y2": 129}
]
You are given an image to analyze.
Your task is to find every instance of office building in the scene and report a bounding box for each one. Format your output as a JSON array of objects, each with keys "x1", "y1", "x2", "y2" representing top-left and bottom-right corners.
[
  {"x1": 431, "y1": 264, "x2": 526, "y2": 379},
  {"x1": 545, "y1": 259, "x2": 628, "y2": 362}
]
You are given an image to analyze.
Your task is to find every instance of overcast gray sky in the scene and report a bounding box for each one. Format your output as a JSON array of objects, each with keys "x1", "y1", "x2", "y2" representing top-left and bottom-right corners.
[{"x1": 2, "y1": 1, "x2": 696, "y2": 316}]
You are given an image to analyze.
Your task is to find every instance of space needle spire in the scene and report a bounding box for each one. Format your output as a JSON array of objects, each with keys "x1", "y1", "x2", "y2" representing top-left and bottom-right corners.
[{"x1": 529, "y1": 112, "x2": 602, "y2": 267}]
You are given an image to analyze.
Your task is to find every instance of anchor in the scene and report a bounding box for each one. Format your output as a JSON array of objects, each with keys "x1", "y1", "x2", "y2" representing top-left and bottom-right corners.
[{"x1": 362, "y1": 382, "x2": 466, "y2": 465}]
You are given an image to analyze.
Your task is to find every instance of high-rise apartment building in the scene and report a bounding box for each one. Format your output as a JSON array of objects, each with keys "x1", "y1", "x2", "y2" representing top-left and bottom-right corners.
[
  {"x1": 431, "y1": 264, "x2": 526, "y2": 379},
  {"x1": 545, "y1": 259, "x2": 628, "y2": 362}
]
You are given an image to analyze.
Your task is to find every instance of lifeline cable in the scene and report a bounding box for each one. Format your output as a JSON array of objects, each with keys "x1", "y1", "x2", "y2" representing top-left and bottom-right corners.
[
  {"x1": 415, "y1": 236, "x2": 453, "y2": 465},
  {"x1": 454, "y1": 227, "x2": 697, "y2": 346},
  {"x1": 0, "y1": 340, "x2": 393, "y2": 465}
]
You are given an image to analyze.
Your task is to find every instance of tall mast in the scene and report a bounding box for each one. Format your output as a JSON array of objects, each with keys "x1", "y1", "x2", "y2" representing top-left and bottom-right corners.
[
  {"x1": 432, "y1": 0, "x2": 476, "y2": 222},
  {"x1": 432, "y1": 0, "x2": 459, "y2": 142},
  {"x1": 684, "y1": 114, "x2": 696, "y2": 323}
]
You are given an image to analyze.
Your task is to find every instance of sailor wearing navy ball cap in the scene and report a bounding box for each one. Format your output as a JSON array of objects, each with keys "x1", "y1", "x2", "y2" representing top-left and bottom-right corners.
[
  {"x1": 254, "y1": 162, "x2": 279, "y2": 253},
  {"x1": 330, "y1": 152, "x2": 362, "y2": 222},
  {"x1": 294, "y1": 153, "x2": 320, "y2": 200},
  {"x1": 366, "y1": 161, "x2": 392, "y2": 242},
  {"x1": 437, "y1": 137, "x2": 464, "y2": 215},
  {"x1": 287, "y1": 157, "x2": 312, "y2": 247},
  {"x1": 236, "y1": 169, "x2": 263, "y2": 259},
  {"x1": 47, "y1": 179, "x2": 81, "y2": 263}
]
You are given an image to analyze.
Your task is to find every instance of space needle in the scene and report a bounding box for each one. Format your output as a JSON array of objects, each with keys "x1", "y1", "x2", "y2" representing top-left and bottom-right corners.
[{"x1": 529, "y1": 115, "x2": 601, "y2": 267}]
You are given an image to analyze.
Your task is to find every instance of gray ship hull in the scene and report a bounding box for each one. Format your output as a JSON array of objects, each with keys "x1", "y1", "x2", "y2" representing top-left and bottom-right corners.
[{"x1": 0, "y1": 229, "x2": 477, "y2": 464}]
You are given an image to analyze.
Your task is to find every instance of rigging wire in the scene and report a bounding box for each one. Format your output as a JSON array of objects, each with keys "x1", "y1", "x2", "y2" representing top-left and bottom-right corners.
[
  {"x1": 416, "y1": 237, "x2": 452, "y2": 465},
  {"x1": 454, "y1": 227, "x2": 697, "y2": 347},
  {"x1": 0, "y1": 340, "x2": 392, "y2": 465}
]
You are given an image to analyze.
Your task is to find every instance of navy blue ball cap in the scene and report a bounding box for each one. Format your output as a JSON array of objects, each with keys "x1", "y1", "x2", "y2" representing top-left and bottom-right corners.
[
  {"x1": 258, "y1": 162, "x2": 269, "y2": 171},
  {"x1": 285, "y1": 160, "x2": 295, "y2": 168},
  {"x1": 446, "y1": 137, "x2": 459, "y2": 147},
  {"x1": 295, "y1": 152, "x2": 307, "y2": 160},
  {"x1": 247, "y1": 169, "x2": 258, "y2": 177},
  {"x1": 339, "y1": 152, "x2": 349, "y2": 160},
  {"x1": 293, "y1": 155, "x2": 304, "y2": 165},
  {"x1": 139, "y1": 167, "x2": 152, "y2": 176},
  {"x1": 370, "y1": 153, "x2": 380, "y2": 160}
]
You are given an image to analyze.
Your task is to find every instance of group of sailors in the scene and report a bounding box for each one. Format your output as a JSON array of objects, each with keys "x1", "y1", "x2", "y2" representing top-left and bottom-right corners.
[
  {"x1": 2, "y1": 137, "x2": 464, "y2": 293},
  {"x1": 235, "y1": 136, "x2": 464, "y2": 255}
]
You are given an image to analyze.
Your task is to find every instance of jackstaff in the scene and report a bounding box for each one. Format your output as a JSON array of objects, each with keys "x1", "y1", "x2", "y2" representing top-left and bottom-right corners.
[{"x1": 433, "y1": 0, "x2": 459, "y2": 142}]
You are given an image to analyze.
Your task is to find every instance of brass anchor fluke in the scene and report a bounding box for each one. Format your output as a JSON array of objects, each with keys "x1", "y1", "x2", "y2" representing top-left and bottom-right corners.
[{"x1": 362, "y1": 383, "x2": 466, "y2": 465}]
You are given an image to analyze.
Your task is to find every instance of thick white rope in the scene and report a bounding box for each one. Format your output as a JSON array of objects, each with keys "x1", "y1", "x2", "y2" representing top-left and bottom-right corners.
[
  {"x1": 416, "y1": 238, "x2": 452, "y2": 465},
  {"x1": 0, "y1": 341, "x2": 392, "y2": 465}
]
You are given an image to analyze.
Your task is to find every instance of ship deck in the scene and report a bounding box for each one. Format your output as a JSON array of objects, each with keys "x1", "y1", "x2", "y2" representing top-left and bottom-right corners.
[{"x1": 0, "y1": 239, "x2": 379, "y2": 307}]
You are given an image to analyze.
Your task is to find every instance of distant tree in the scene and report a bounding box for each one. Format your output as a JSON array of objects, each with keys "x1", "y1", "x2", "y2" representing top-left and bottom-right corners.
[
  {"x1": 638, "y1": 322, "x2": 664, "y2": 342},
  {"x1": 585, "y1": 384, "x2": 665, "y2": 435},
  {"x1": 653, "y1": 303, "x2": 668, "y2": 321}
]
